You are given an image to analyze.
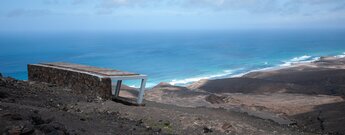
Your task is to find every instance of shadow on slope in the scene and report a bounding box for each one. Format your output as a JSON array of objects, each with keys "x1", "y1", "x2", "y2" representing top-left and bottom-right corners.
[
  {"x1": 191, "y1": 69, "x2": 345, "y2": 96},
  {"x1": 292, "y1": 100, "x2": 345, "y2": 134}
]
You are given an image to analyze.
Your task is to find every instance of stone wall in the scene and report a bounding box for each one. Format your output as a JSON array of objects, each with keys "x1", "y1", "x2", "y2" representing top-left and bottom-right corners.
[{"x1": 28, "y1": 64, "x2": 112, "y2": 99}]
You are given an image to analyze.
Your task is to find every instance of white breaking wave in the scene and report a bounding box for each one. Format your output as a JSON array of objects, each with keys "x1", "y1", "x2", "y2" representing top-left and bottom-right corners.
[
  {"x1": 231, "y1": 55, "x2": 320, "y2": 78},
  {"x1": 168, "y1": 69, "x2": 239, "y2": 85},
  {"x1": 230, "y1": 67, "x2": 276, "y2": 78},
  {"x1": 167, "y1": 53, "x2": 345, "y2": 86},
  {"x1": 168, "y1": 55, "x2": 320, "y2": 86},
  {"x1": 290, "y1": 55, "x2": 312, "y2": 62},
  {"x1": 280, "y1": 55, "x2": 319, "y2": 67},
  {"x1": 129, "y1": 85, "x2": 137, "y2": 88},
  {"x1": 335, "y1": 52, "x2": 345, "y2": 58},
  {"x1": 126, "y1": 83, "x2": 156, "y2": 88}
]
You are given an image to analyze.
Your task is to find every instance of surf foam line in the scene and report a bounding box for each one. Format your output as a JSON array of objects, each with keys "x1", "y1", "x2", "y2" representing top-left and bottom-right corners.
[
  {"x1": 279, "y1": 55, "x2": 320, "y2": 67},
  {"x1": 168, "y1": 54, "x2": 329, "y2": 86},
  {"x1": 335, "y1": 52, "x2": 345, "y2": 58},
  {"x1": 168, "y1": 69, "x2": 242, "y2": 86},
  {"x1": 232, "y1": 55, "x2": 321, "y2": 78},
  {"x1": 167, "y1": 53, "x2": 345, "y2": 86}
]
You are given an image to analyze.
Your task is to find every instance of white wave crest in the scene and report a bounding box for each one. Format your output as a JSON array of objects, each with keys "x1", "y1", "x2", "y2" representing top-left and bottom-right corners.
[
  {"x1": 129, "y1": 85, "x2": 137, "y2": 88},
  {"x1": 168, "y1": 69, "x2": 238, "y2": 85},
  {"x1": 167, "y1": 54, "x2": 340, "y2": 86},
  {"x1": 335, "y1": 52, "x2": 345, "y2": 58},
  {"x1": 280, "y1": 55, "x2": 319, "y2": 67},
  {"x1": 230, "y1": 67, "x2": 276, "y2": 78},
  {"x1": 134, "y1": 83, "x2": 156, "y2": 88},
  {"x1": 290, "y1": 55, "x2": 312, "y2": 62},
  {"x1": 232, "y1": 55, "x2": 320, "y2": 77}
]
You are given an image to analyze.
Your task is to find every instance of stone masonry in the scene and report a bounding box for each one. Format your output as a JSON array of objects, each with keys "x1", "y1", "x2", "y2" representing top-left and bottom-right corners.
[{"x1": 28, "y1": 64, "x2": 112, "y2": 99}]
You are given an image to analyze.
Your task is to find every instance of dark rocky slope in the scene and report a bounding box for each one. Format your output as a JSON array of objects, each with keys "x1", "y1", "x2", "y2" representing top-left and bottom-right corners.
[{"x1": 0, "y1": 75, "x2": 307, "y2": 135}]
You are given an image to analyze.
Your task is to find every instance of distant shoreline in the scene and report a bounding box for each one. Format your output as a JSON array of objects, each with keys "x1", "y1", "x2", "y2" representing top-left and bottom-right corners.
[
  {"x1": 165, "y1": 53, "x2": 345, "y2": 87},
  {"x1": 147, "y1": 54, "x2": 345, "y2": 134}
]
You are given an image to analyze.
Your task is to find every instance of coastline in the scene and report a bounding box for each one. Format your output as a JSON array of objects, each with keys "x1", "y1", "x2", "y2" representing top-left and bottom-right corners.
[
  {"x1": 1, "y1": 54, "x2": 345, "y2": 134},
  {"x1": 167, "y1": 52, "x2": 345, "y2": 87},
  {"x1": 1, "y1": 52, "x2": 344, "y2": 89},
  {"x1": 146, "y1": 55, "x2": 345, "y2": 134}
]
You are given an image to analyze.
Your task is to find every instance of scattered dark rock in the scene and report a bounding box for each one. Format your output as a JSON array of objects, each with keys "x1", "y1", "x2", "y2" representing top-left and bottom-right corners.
[
  {"x1": 2, "y1": 113, "x2": 23, "y2": 120},
  {"x1": 47, "y1": 83, "x2": 56, "y2": 88},
  {"x1": 39, "y1": 124, "x2": 56, "y2": 133},
  {"x1": 289, "y1": 121, "x2": 298, "y2": 127},
  {"x1": 146, "y1": 126, "x2": 152, "y2": 131},
  {"x1": 50, "y1": 122, "x2": 67, "y2": 132},
  {"x1": 11, "y1": 114, "x2": 23, "y2": 121},
  {"x1": 205, "y1": 94, "x2": 226, "y2": 104},
  {"x1": 163, "y1": 121, "x2": 170, "y2": 126},
  {"x1": 0, "y1": 78, "x2": 5, "y2": 86},
  {"x1": 0, "y1": 75, "x2": 163, "y2": 135},
  {"x1": 37, "y1": 122, "x2": 67, "y2": 135},
  {"x1": 76, "y1": 108, "x2": 81, "y2": 113},
  {"x1": 79, "y1": 128, "x2": 86, "y2": 132},
  {"x1": 6, "y1": 126, "x2": 22, "y2": 135},
  {"x1": 6, "y1": 77, "x2": 17, "y2": 86},
  {"x1": 67, "y1": 130, "x2": 80, "y2": 135},
  {"x1": 21, "y1": 124, "x2": 35, "y2": 135},
  {"x1": 222, "y1": 123, "x2": 232, "y2": 130},
  {"x1": 136, "y1": 119, "x2": 143, "y2": 126},
  {"x1": 61, "y1": 106, "x2": 69, "y2": 112},
  {"x1": 86, "y1": 98, "x2": 93, "y2": 102},
  {"x1": 7, "y1": 64, "x2": 345, "y2": 134},
  {"x1": 33, "y1": 110, "x2": 39, "y2": 114},
  {"x1": 317, "y1": 111, "x2": 325, "y2": 131},
  {"x1": 2, "y1": 125, "x2": 34, "y2": 135},
  {"x1": 152, "y1": 128, "x2": 162, "y2": 133},
  {"x1": 0, "y1": 91, "x2": 9, "y2": 99},
  {"x1": 31, "y1": 114, "x2": 45, "y2": 125},
  {"x1": 8, "y1": 98, "x2": 16, "y2": 103},
  {"x1": 203, "y1": 127, "x2": 213, "y2": 133},
  {"x1": 45, "y1": 117, "x2": 55, "y2": 124},
  {"x1": 0, "y1": 73, "x2": 2, "y2": 77}
]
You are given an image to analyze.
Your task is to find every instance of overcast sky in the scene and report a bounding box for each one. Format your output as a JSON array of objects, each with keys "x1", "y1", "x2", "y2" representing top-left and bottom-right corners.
[{"x1": 1, "y1": 0, "x2": 345, "y2": 31}]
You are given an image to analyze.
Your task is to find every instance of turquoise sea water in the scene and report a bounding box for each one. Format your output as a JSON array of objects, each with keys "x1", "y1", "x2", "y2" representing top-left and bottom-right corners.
[{"x1": 1, "y1": 30, "x2": 345, "y2": 87}]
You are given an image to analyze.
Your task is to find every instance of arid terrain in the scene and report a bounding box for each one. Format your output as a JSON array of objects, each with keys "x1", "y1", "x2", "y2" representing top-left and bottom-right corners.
[
  {"x1": 1, "y1": 56, "x2": 345, "y2": 135},
  {"x1": 146, "y1": 56, "x2": 345, "y2": 134}
]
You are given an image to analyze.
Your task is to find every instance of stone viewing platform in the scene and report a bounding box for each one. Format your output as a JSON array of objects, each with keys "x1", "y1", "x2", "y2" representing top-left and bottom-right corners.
[{"x1": 28, "y1": 62, "x2": 147, "y2": 105}]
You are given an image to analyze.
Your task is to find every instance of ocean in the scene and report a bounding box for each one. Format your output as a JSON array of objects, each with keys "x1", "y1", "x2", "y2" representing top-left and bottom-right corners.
[{"x1": 1, "y1": 30, "x2": 345, "y2": 87}]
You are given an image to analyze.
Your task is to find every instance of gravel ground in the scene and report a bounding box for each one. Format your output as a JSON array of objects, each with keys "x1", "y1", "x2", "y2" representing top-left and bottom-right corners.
[{"x1": 0, "y1": 74, "x2": 311, "y2": 135}]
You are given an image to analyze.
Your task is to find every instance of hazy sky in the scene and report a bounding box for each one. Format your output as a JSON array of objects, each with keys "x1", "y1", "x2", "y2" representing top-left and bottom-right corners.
[{"x1": 1, "y1": 0, "x2": 345, "y2": 31}]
